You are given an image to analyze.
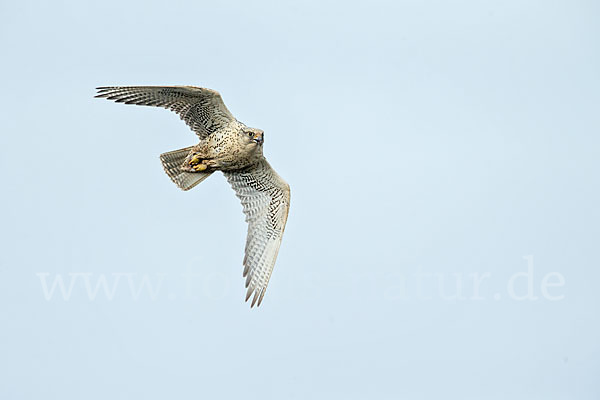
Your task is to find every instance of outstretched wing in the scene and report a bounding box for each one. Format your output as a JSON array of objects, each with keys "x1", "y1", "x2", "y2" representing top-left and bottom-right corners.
[
  {"x1": 95, "y1": 86, "x2": 236, "y2": 138},
  {"x1": 224, "y1": 159, "x2": 291, "y2": 307}
]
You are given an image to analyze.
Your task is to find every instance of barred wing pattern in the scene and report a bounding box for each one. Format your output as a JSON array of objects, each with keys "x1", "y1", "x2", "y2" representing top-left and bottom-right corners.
[
  {"x1": 95, "y1": 86, "x2": 235, "y2": 138},
  {"x1": 224, "y1": 159, "x2": 291, "y2": 307}
]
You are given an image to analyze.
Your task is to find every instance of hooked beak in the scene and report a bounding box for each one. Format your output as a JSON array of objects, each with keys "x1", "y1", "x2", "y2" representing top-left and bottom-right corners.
[{"x1": 253, "y1": 133, "x2": 264, "y2": 145}]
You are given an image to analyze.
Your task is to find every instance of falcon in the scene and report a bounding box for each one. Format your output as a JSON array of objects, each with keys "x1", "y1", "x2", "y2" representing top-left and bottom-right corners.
[{"x1": 95, "y1": 86, "x2": 290, "y2": 307}]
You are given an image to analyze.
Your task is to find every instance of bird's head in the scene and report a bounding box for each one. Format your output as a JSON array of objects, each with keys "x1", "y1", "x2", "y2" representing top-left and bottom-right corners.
[{"x1": 243, "y1": 127, "x2": 264, "y2": 147}]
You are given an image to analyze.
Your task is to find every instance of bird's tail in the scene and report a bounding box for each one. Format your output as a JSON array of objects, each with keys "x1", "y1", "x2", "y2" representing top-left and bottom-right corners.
[{"x1": 160, "y1": 146, "x2": 213, "y2": 191}]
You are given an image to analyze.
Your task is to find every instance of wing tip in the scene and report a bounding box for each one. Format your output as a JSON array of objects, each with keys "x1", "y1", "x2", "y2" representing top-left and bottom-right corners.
[
  {"x1": 94, "y1": 86, "x2": 115, "y2": 98},
  {"x1": 245, "y1": 287, "x2": 265, "y2": 308}
]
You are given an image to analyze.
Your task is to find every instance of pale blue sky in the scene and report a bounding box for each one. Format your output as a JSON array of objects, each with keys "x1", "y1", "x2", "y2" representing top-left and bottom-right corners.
[{"x1": 1, "y1": 1, "x2": 599, "y2": 399}]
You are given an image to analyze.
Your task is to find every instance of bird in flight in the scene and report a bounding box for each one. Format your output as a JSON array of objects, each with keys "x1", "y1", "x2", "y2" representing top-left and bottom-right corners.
[{"x1": 95, "y1": 86, "x2": 290, "y2": 307}]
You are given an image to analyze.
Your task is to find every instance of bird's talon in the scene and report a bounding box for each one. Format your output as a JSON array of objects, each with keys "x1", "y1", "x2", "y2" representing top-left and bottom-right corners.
[{"x1": 189, "y1": 154, "x2": 202, "y2": 165}]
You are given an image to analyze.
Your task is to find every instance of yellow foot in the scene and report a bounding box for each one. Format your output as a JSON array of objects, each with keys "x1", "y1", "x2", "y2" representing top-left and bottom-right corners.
[
  {"x1": 188, "y1": 153, "x2": 208, "y2": 171},
  {"x1": 189, "y1": 154, "x2": 202, "y2": 165}
]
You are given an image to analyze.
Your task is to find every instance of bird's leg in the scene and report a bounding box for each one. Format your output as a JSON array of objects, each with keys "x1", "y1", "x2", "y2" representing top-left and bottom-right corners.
[
  {"x1": 188, "y1": 153, "x2": 207, "y2": 171},
  {"x1": 185, "y1": 152, "x2": 215, "y2": 172}
]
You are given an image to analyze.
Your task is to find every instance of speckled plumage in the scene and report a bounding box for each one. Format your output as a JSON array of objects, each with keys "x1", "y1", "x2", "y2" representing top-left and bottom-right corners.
[{"x1": 96, "y1": 86, "x2": 290, "y2": 307}]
